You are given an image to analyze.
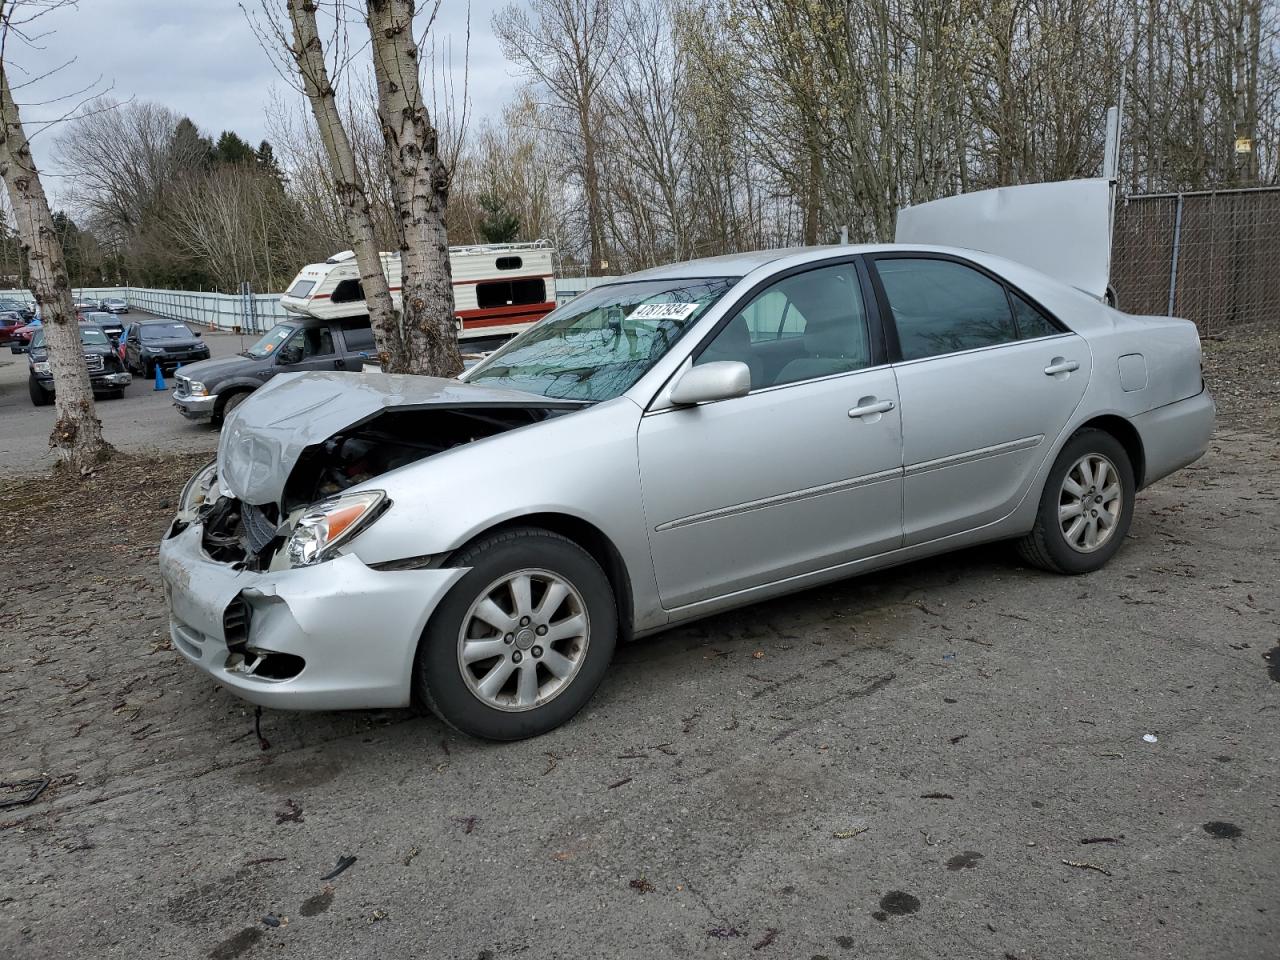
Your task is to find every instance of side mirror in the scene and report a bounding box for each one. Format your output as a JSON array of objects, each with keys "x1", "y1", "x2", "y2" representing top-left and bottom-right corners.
[
  {"x1": 278, "y1": 345, "x2": 303, "y2": 365},
  {"x1": 669, "y1": 361, "x2": 752, "y2": 406},
  {"x1": 194, "y1": 330, "x2": 202, "y2": 338}
]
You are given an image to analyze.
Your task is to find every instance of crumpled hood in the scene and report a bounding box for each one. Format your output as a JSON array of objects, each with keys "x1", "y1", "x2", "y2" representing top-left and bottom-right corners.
[{"x1": 218, "y1": 371, "x2": 579, "y2": 505}]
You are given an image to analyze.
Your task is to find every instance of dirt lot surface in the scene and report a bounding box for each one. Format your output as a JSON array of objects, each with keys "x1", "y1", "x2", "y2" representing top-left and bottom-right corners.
[{"x1": 1, "y1": 336, "x2": 1278, "y2": 959}]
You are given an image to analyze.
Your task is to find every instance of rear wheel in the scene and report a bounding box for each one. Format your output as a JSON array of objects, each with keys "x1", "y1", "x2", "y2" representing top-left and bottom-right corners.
[
  {"x1": 1017, "y1": 428, "x2": 1135, "y2": 574},
  {"x1": 413, "y1": 527, "x2": 617, "y2": 740}
]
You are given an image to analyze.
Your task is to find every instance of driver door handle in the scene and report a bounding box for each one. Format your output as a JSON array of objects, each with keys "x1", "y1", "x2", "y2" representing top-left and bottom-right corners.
[
  {"x1": 1044, "y1": 359, "x2": 1080, "y2": 375},
  {"x1": 848, "y1": 399, "x2": 895, "y2": 418}
]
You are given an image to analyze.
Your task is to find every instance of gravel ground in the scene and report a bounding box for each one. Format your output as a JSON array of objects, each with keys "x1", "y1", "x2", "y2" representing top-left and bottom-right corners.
[
  {"x1": 1200, "y1": 323, "x2": 1280, "y2": 436},
  {"x1": 1, "y1": 335, "x2": 1278, "y2": 959}
]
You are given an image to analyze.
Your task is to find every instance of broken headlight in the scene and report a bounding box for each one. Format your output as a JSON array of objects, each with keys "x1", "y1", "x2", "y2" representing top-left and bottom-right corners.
[
  {"x1": 179, "y1": 460, "x2": 220, "y2": 517},
  {"x1": 286, "y1": 490, "x2": 388, "y2": 567}
]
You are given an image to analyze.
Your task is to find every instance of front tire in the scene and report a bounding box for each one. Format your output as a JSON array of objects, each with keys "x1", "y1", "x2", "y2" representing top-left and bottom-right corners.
[
  {"x1": 28, "y1": 376, "x2": 52, "y2": 406},
  {"x1": 212, "y1": 390, "x2": 250, "y2": 427},
  {"x1": 413, "y1": 527, "x2": 618, "y2": 740},
  {"x1": 1017, "y1": 428, "x2": 1135, "y2": 574}
]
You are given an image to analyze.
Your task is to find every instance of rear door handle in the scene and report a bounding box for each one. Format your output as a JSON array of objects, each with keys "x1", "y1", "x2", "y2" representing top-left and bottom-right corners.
[
  {"x1": 1044, "y1": 359, "x2": 1080, "y2": 376},
  {"x1": 848, "y1": 398, "x2": 895, "y2": 419}
]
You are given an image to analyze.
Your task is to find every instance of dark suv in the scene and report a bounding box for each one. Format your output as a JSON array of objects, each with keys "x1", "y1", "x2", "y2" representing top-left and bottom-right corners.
[
  {"x1": 172, "y1": 315, "x2": 375, "y2": 424},
  {"x1": 123, "y1": 319, "x2": 211, "y2": 376},
  {"x1": 28, "y1": 323, "x2": 132, "y2": 405}
]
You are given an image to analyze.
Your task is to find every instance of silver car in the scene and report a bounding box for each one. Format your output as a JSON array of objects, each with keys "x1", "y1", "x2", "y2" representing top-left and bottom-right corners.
[{"x1": 159, "y1": 245, "x2": 1213, "y2": 740}]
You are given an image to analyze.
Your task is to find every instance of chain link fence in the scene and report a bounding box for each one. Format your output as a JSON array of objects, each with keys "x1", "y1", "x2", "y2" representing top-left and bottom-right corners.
[{"x1": 1111, "y1": 186, "x2": 1280, "y2": 335}]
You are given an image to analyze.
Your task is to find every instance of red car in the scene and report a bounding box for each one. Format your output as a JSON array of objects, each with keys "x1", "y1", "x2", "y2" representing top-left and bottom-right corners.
[
  {"x1": 0, "y1": 312, "x2": 24, "y2": 345},
  {"x1": 9, "y1": 320, "x2": 41, "y2": 354}
]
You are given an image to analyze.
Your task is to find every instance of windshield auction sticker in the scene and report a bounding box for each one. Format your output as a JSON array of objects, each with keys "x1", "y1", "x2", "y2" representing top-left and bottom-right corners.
[{"x1": 629, "y1": 302, "x2": 700, "y2": 322}]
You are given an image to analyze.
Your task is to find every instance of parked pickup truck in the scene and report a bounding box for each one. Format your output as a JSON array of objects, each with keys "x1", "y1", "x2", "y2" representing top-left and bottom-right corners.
[
  {"x1": 28, "y1": 323, "x2": 132, "y2": 405},
  {"x1": 173, "y1": 315, "x2": 375, "y2": 425}
]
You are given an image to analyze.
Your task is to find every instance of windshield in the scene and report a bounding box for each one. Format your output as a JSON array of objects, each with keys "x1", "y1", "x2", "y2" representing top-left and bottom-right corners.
[
  {"x1": 465, "y1": 277, "x2": 738, "y2": 401},
  {"x1": 32, "y1": 327, "x2": 109, "y2": 349},
  {"x1": 245, "y1": 322, "x2": 298, "y2": 359},
  {"x1": 141, "y1": 321, "x2": 194, "y2": 340}
]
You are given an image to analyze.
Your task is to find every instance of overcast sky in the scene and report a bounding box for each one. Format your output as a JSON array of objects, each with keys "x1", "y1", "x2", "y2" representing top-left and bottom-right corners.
[{"x1": 12, "y1": 0, "x2": 521, "y2": 205}]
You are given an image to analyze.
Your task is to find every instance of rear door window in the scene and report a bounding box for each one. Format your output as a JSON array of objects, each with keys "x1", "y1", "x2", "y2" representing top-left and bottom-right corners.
[{"x1": 874, "y1": 257, "x2": 1019, "y2": 361}]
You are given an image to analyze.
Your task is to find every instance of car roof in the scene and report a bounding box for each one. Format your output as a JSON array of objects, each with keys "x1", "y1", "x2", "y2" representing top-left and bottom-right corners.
[
  {"x1": 622, "y1": 248, "x2": 805, "y2": 281},
  {"x1": 138, "y1": 317, "x2": 186, "y2": 324},
  {"x1": 616, "y1": 243, "x2": 946, "y2": 281}
]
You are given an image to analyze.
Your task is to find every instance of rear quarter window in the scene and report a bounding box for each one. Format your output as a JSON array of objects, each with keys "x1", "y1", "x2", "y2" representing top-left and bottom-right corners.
[{"x1": 1011, "y1": 292, "x2": 1062, "y2": 339}]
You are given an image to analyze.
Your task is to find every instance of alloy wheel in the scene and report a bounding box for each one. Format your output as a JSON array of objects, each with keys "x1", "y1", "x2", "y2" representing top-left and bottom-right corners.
[
  {"x1": 1059, "y1": 453, "x2": 1123, "y2": 553},
  {"x1": 456, "y1": 568, "x2": 590, "y2": 712}
]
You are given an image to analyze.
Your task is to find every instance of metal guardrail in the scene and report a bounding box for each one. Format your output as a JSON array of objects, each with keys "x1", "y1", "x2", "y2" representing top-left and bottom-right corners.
[
  {"x1": 554, "y1": 275, "x2": 618, "y2": 305},
  {"x1": 0, "y1": 286, "x2": 288, "y2": 335}
]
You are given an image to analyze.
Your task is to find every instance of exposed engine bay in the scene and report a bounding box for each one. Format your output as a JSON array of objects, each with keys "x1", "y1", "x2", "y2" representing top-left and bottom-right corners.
[
  {"x1": 199, "y1": 405, "x2": 568, "y2": 570},
  {"x1": 282, "y1": 406, "x2": 559, "y2": 510}
]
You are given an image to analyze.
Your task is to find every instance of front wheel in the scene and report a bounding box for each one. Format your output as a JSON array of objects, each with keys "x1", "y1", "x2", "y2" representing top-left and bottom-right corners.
[
  {"x1": 28, "y1": 376, "x2": 52, "y2": 406},
  {"x1": 1017, "y1": 428, "x2": 1136, "y2": 574},
  {"x1": 413, "y1": 528, "x2": 617, "y2": 740}
]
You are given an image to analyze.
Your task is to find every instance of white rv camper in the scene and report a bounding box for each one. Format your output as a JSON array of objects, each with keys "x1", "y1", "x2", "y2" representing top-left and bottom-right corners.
[{"x1": 279, "y1": 240, "x2": 558, "y2": 342}]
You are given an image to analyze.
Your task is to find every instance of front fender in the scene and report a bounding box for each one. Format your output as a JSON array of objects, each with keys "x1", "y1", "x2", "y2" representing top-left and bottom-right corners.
[{"x1": 342, "y1": 396, "x2": 666, "y2": 631}]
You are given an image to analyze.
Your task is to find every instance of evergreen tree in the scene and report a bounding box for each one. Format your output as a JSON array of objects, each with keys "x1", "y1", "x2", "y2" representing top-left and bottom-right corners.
[
  {"x1": 171, "y1": 117, "x2": 214, "y2": 169},
  {"x1": 214, "y1": 130, "x2": 258, "y2": 165},
  {"x1": 256, "y1": 139, "x2": 285, "y2": 184},
  {"x1": 477, "y1": 193, "x2": 521, "y2": 243}
]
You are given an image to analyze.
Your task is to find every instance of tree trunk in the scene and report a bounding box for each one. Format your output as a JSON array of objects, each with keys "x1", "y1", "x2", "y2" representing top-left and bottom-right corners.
[
  {"x1": 0, "y1": 64, "x2": 112, "y2": 471},
  {"x1": 367, "y1": 0, "x2": 463, "y2": 377},
  {"x1": 580, "y1": 98, "x2": 605, "y2": 273},
  {"x1": 285, "y1": 0, "x2": 402, "y2": 367},
  {"x1": 803, "y1": 133, "x2": 822, "y2": 245}
]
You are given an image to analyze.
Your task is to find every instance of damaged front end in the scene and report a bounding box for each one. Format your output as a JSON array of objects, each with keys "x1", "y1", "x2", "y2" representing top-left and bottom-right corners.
[
  {"x1": 160, "y1": 371, "x2": 582, "y2": 708},
  {"x1": 178, "y1": 371, "x2": 583, "y2": 572}
]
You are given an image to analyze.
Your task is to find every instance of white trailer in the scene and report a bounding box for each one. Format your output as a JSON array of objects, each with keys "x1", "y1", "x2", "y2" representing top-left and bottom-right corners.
[{"x1": 279, "y1": 240, "x2": 558, "y2": 342}]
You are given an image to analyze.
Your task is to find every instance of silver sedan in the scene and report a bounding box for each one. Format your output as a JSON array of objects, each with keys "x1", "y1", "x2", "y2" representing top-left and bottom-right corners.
[{"x1": 159, "y1": 245, "x2": 1213, "y2": 739}]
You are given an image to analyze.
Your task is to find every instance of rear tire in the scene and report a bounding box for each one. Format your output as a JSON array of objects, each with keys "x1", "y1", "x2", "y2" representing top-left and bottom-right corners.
[
  {"x1": 413, "y1": 527, "x2": 618, "y2": 740},
  {"x1": 1017, "y1": 428, "x2": 1135, "y2": 574}
]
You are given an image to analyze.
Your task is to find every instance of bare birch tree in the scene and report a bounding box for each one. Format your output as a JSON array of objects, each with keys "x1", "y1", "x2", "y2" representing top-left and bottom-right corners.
[
  {"x1": 0, "y1": 0, "x2": 112, "y2": 471},
  {"x1": 249, "y1": 0, "x2": 403, "y2": 367},
  {"x1": 366, "y1": 0, "x2": 462, "y2": 376},
  {"x1": 494, "y1": 0, "x2": 617, "y2": 273}
]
